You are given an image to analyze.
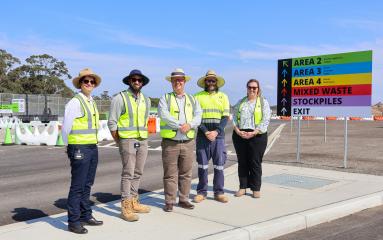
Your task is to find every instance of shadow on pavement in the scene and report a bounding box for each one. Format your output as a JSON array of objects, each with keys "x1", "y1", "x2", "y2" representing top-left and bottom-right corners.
[{"x1": 11, "y1": 207, "x2": 67, "y2": 231}]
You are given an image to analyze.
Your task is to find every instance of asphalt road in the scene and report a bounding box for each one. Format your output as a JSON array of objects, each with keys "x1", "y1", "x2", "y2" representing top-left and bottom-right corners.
[{"x1": 0, "y1": 122, "x2": 279, "y2": 226}]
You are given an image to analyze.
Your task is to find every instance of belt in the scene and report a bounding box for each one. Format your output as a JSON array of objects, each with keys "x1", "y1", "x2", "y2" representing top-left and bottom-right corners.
[{"x1": 164, "y1": 138, "x2": 192, "y2": 143}]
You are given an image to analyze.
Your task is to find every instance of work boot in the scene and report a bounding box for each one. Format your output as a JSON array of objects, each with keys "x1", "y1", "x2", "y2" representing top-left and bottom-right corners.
[
  {"x1": 214, "y1": 194, "x2": 229, "y2": 203},
  {"x1": 193, "y1": 194, "x2": 206, "y2": 203},
  {"x1": 252, "y1": 191, "x2": 261, "y2": 198},
  {"x1": 234, "y1": 189, "x2": 246, "y2": 197},
  {"x1": 121, "y1": 199, "x2": 139, "y2": 222},
  {"x1": 132, "y1": 197, "x2": 151, "y2": 213}
]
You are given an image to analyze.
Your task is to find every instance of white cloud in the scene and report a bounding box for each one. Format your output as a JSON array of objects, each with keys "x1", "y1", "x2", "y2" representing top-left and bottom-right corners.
[{"x1": 76, "y1": 17, "x2": 195, "y2": 50}]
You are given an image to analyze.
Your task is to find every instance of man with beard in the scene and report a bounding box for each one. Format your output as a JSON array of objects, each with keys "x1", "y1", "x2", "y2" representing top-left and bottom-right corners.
[
  {"x1": 194, "y1": 70, "x2": 230, "y2": 204},
  {"x1": 108, "y1": 69, "x2": 151, "y2": 222}
]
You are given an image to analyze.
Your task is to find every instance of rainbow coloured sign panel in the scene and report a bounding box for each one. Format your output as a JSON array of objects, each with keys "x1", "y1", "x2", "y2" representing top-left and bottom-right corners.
[{"x1": 277, "y1": 50, "x2": 372, "y2": 117}]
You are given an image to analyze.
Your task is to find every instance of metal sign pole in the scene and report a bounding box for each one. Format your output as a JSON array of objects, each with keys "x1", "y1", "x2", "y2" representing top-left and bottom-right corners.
[
  {"x1": 343, "y1": 117, "x2": 348, "y2": 168},
  {"x1": 290, "y1": 116, "x2": 293, "y2": 132},
  {"x1": 297, "y1": 116, "x2": 301, "y2": 163},
  {"x1": 324, "y1": 117, "x2": 327, "y2": 143}
]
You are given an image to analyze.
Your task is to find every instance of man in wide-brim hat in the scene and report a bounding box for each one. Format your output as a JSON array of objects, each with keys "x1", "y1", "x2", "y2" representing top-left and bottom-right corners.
[
  {"x1": 194, "y1": 70, "x2": 231, "y2": 204},
  {"x1": 108, "y1": 69, "x2": 152, "y2": 222},
  {"x1": 63, "y1": 68, "x2": 103, "y2": 234},
  {"x1": 158, "y1": 68, "x2": 202, "y2": 212}
]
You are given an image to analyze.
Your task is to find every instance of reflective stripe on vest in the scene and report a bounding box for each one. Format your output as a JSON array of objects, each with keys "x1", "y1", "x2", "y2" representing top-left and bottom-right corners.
[
  {"x1": 117, "y1": 91, "x2": 150, "y2": 139},
  {"x1": 195, "y1": 91, "x2": 230, "y2": 120},
  {"x1": 68, "y1": 94, "x2": 99, "y2": 144},
  {"x1": 237, "y1": 96, "x2": 263, "y2": 126},
  {"x1": 160, "y1": 93, "x2": 196, "y2": 139}
]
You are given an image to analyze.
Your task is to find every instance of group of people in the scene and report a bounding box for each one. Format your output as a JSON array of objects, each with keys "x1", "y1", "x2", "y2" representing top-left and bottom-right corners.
[{"x1": 62, "y1": 67, "x2": 271, "y2": 234}]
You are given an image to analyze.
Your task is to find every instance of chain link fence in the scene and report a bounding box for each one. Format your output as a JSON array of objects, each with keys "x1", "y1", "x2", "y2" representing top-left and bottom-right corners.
[{"x1": 0, "y1": 93, "x2": 111, "y2": 118}]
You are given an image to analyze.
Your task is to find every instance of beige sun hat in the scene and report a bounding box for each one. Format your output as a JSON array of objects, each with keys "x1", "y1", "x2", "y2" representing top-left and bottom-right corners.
[
  {"x1": 72, "y1": 68, "x2": 101, "y2": 89},
  {"x1": 165, "y1": 68, "x2": 191, "y2": 82},
  {"x1": 197, "y1": 70, "x2": 225, "y2": 88}
]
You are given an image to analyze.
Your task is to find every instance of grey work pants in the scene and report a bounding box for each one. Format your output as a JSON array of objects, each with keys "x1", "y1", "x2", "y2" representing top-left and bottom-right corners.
[
  {"x1": 161, "y1": 139, "x2": 195, "y2": 204},
  {"x1": 118, "y1": 138, "x2": 148, "y2": 200}
]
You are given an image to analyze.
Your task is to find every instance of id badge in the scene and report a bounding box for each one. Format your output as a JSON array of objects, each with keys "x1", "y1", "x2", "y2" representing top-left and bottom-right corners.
[{"x1": 74, "y1": 149, "x2": 84, "y2": 160}]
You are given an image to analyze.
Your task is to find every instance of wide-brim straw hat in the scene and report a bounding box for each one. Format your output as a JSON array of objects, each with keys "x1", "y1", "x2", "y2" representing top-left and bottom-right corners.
[
  {"x1": 72, "y1": 68, "x2": 101, "y2": 89},
  {"x1": 197, "y1": 70, "x2": 225, "y2": 88},
  {"x1": 122, "y1": 69, "x2": 150, "y2": 86},
  {"x1": 165, "y1": 68, "x2": 191, "y2": 81}
]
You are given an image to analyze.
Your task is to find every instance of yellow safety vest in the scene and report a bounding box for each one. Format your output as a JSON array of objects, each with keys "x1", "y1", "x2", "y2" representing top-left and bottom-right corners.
[
  {"x1": 68, "y1": 94, "x2": 99, "y2": 144},
  {"x1": 160, "y1": 93, "x2": 196, "y2": 139},
  {"x1": 237, "y1": 96, "x2": 263, "y2": 125},
  {"x1": 194, "y1": 91, "x2": 230, "y2": 124},
  {"x1": 117, "y1": 90, "x2": 150, "y2": 139}
]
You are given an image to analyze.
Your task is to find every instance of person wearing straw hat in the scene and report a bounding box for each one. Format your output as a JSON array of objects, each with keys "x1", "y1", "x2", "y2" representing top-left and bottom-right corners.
[
  {"x1": 108, "y1": 69, "x2": 151, "y2": 222},
  {"x1": 194, "y1": 70, "x2": 230, "y2": 204},
  {"x1": 158, "y1": 68, "x2": 202, "y2": 212},
  {"x1": 62, "y1": 68, "x2": 103, "y2": 234}
]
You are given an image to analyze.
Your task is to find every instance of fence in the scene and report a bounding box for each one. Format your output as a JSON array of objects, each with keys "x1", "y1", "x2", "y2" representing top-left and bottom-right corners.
[{"x1": 0, "y1": 93, "x2": 111, "y2": 117}]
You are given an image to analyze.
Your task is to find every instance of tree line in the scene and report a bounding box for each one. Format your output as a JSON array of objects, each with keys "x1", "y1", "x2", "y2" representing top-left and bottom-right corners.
[{"x1": 0, "y1": 49, "x2": 160, "y2": 107}]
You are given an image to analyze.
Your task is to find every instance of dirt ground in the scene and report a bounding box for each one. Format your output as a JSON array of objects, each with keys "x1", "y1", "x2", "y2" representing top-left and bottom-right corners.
[{"x1": 264, "y1": 119, "x2": 383, "y2": 175}]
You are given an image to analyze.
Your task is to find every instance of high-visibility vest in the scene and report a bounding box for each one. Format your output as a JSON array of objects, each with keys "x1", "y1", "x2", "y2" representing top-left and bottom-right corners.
[
  {"x1": 160, "y1": 93, "x2": 196, "y2": 139},
  {"x1": 68, "y1": 94, "x2": 99, "y2": 144},
  {"x1": 117, "y1": 90, "x2": 150, "y2": 139},
  {"x1": 194, "y1": 91, "x2": 230, "y2": 124},
  {"x1": 237, "y1": 96, "x2": 263, "y2": 125}
]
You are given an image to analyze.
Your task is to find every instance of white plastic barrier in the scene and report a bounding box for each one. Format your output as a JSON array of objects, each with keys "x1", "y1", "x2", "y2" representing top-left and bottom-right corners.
[
  {"x1": 0, "y1": 116, "x2": 21, "y2": 129},
  {"x1": 156, "y1": 117, "x2": 160, "y2": 133},
  {"x1": 15, "y1": 121, "x2": 59, "y2": 146},
  {"x1": 98, "y1": 120, "x2": 113, "y2": 141}
]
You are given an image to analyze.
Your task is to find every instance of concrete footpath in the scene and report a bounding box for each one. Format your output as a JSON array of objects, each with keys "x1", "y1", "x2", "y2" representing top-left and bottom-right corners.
[{"x1": 1, "y1": 123, "x2": 383, "y2": 240}]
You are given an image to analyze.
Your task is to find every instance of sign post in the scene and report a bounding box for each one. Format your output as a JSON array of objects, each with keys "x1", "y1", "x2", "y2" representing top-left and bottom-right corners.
[{"x1": 277, "y1": 50, "x2": 372, "y2": 167}]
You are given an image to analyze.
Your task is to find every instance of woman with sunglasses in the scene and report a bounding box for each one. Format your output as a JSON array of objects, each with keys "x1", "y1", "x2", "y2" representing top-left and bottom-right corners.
[
  {"x1": 232, "y1": 79, "x2": 271, "y2": 198},
  {"x1": 62, "y1": 68, "x2": 103, "y2": 234}
]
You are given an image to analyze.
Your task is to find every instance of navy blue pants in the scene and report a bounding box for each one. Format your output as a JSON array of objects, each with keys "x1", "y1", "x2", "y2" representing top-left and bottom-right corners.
[
  {"x1": 232, "y1": 131, "x2": 267, "y2": 191},
  {"x1": 196, "y1": 136, "x2": 227, "y2": 196},
  {"x1": 67, "y1": 144, "x2": 98, "y2": 227}
]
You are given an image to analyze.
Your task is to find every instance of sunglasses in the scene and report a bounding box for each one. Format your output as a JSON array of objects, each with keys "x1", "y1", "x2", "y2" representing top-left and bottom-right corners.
[
  {"x1": 247, "y1": 86, "x2": 258, "y2": 90},
  {"x1": 130, "y1": 77, "x2": 143, "y2": 83},
  {"x1": 81, "y1": 79, "x2": 96, "y2": 85},
  {"x1": 205, "y1": 79, "x2": 217, "y2": 84}
]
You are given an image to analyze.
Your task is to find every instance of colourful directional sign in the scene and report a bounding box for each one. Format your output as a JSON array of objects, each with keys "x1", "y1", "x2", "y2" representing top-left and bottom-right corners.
[{"x1": 277, "y1": 50, "x2": 372, "y2": 117}]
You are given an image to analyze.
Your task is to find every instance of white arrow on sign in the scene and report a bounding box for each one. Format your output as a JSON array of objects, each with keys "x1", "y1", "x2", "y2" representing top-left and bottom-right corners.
[
  {"x1": 281, "y1": 98, "x2": 287, "y2": 106},
  {"x1": 281, "y1": 107, "x2": 287, "y2": 115}
]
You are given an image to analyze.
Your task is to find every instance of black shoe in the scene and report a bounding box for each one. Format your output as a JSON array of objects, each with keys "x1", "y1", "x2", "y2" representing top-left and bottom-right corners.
[
  {"x1": 163, "y1": 203, "x2": 173, "y2": 212},
  {"x1": 178, "y1": 201, "x2": 195, "y2": 209},
  {"x1": 81, "y1": 217, "x2": 103, "y2": 226},
  {"x1": 68, "y1": 224, "x2": 88, "y2": 234}
]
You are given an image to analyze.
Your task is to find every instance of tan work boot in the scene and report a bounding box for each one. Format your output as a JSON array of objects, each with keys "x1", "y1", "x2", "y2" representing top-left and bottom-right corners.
[
  {"x1": 132, "y1": 197, "x2": 151, "y2": 213},
  {"x1": 121, "y1": 199, "x2": 139, "y2": 222},
  {"x1": 252, "y1": 191, "x2": 261, "y2": 198},
  {"x1": 234, "y1": 189, "x2": 246, "y2": 197},
  {"x1": 193, "y1": 194, "x2": 206, "y2": 203},
  {"x1": 214, "y1": 194, "x2": 229, "y2": 203}
]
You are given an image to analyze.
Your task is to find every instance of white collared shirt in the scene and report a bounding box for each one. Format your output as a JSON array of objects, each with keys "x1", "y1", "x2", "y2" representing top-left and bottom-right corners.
[{"x1": 62, "y1": 92, "x2": 95, "y2": 145}]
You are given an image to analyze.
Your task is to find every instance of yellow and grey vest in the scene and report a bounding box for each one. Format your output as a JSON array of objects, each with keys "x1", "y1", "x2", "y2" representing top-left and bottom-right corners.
[
  {"x1": 237, "y1": 96, "x2": 263, "y2": 125},
  {"x1": 117, "y1": 90, "x2": 150, "y2": 139},
  {"x1": 160, "y1": 93, "x2": 196, "y2": 139},
  {"x1": 68, "y1": 94, "x2": 99, "y2": 144},
  {"x1": 194, "y1": 91, "x2": 230, "y2": 124}
]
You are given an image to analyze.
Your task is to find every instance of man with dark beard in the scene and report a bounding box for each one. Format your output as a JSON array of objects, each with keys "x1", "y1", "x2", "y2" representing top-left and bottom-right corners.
[{"x1": 108, "y1": 69, "x2": 151, "y2": 222}]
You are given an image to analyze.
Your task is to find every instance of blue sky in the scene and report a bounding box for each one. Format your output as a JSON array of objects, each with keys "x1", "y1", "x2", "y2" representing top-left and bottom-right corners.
[{"x1": 1, "y1": 0, "x2": 382, "y2": 105}]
